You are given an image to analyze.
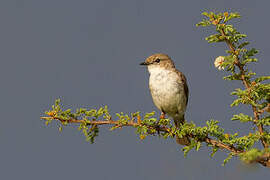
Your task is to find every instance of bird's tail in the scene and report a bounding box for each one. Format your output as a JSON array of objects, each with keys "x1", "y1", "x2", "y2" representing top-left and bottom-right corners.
[{"x1": 173, "y1": 114, "x2": 190, "y2": 146}]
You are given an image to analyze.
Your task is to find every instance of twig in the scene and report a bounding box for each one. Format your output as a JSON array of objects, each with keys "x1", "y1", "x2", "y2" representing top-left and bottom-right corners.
[
  {"x1": 40, "y1": 116, "x2": 168, "y2": 131},
  {"x1": 204, "y1": 137, "x2": 243, "y2": 154},
  {"x1": 41, "y1": 116, "x2": 241, "y2": 153},
  {"x1": 258, "y1": 103, "x2": 270, "y2": 115}
]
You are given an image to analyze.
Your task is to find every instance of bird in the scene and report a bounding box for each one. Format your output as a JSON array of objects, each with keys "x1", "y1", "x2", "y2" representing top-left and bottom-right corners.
[{"x1": 140, "y1": 53, "x2": 190, "y2": 145}]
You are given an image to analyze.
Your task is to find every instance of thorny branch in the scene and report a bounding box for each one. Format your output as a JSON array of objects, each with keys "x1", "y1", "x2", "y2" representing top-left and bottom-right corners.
[
  {"x1": 40, "y1": 114, "x2": 270, "y2": 167},
  {"x1": 219, "y1": 29, "x2": 268, "y2": 149}
]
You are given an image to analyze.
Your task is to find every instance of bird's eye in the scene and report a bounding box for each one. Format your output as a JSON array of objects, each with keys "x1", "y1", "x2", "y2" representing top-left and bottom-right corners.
[{"x1": 155, "y1": 58, "x2": 161, "y2": 63}]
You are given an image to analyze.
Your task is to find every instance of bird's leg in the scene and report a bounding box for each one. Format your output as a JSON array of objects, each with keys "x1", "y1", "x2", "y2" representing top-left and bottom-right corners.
[
  {"x1": 154, "y1": 111, "x2": 166, "y2": 135},
  {"x1": 160, "y1": 112, "x2": 165, "y2": 119}
]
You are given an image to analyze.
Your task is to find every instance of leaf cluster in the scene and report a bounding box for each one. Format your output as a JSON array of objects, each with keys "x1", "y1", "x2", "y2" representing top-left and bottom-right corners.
[{"x1": 43, "y1": 99, "x2": 264, "y2": 166}]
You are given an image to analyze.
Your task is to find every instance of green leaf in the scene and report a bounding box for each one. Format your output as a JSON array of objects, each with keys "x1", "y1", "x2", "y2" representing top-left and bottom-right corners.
[
  {"x1": 224, "y1": 12, "x2": 240, "y2": 22},
  {"x1": 205, "y1": 34, "x2": 223, "y2": 43},
  {"x1": 230, "y1": 98, "x2": 242, "y2": 107},
  {"x1": 231, "y1": 113, "x2": 253, "y2": 123},
  {"x1": 222, "y1": 153, "x2": 233, "y2": 166},
  {"x1": 243, "y1": 48, "x2": 259, "y2": 58},
  {"x1": 211, "y1": 146, "x2": 219, "y2": 157},
  {"x1": 255, "y1": 76, "x2": 270, "y2": 83},
  {"x1": 201, "y1": 12, "x2": 210, "y2": 17},
  {"x1": 196, "y1": 19, "x2": 211, "y2": 27},
  {"x1": 242, "y1": 58, "x2": 258, "y2": 65},
  {"x1": 226, "y1": 12, "x2": 241, "y2": 22},
  {"x1": 183, "y1": 143, "x2": 195, "y2": 157},
  {"x1": 45, "y1": 121, "x2": 49, "y2": 126},
  {"x1": 144, "y1": 111, "x2": 155, "y2": 119},
  {"x1": 259, "y1": 116, "x2": 270, "y2": 126},
  {"x1": 238, "y1": 41, "x2": 250, "y2": 49},
  {"x1": 196, "y1": 142, "x2": 201, "y2": 151},
  {"x1": 224, "y1": 73, "x2": 241, "y2": 81},
  {"x1": 233, "y1": 34, "x2": 247, "y2": 42}
]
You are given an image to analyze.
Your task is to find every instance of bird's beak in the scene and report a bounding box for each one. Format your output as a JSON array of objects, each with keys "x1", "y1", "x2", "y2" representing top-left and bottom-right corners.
[{"x1": 140, "y1": 62, "x2": 149, "y2": 66}]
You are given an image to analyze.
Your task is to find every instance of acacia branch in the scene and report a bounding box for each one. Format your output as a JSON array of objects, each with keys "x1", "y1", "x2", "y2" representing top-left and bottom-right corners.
[
  {"x1": 41, "y1": 116, "x2": 242, "y2": 154},
  {"x1": 41, "y1": 114, "x2": 270, "y2": 167},
  {"x1": 220, "y1": 29, "x2": 268, "y2": 149}
]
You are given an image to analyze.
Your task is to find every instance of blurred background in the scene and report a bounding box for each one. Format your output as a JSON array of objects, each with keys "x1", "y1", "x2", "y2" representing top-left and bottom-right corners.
[{"x1": 0, "y1": 0, "x2": 270, "y2": 179}]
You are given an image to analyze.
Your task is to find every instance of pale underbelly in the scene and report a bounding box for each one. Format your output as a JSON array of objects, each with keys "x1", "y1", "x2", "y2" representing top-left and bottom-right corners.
[{"x1": 149, "y1": 79, "x2": 186, "y2": 116}]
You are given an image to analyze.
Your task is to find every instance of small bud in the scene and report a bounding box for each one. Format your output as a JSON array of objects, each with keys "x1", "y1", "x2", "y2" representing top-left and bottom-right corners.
[
  {"x1": 137, "y1": 115, "x2": 141, "y2": 124},
  {"x1": 46, "y1": 111, "x2": 56, "y2": 116},
  {"x1": 212, "y1": 20, "x2": 219, "y2": 25},
  {"x1": 251, "y1": 81, "x2": 257, "y2": 86},
  {"x1": 224, "y1": 12, "x2": 229, "y2": 17},
  {"x1": 45, "y1": 121, "x2": 49, "y2": 126},
  {"x1": 140, "y1": 134, "x2": 146, "y2": 140},
  {"x1": 214, "y1": 56, "x2": 225, "y2": 70},
  {"x1": 224, "y1": 134, "x2": 229, "y2": 139}
]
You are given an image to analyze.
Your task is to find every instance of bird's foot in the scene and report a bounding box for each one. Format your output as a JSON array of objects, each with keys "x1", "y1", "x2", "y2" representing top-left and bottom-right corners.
[{"x1": 160, "y1": 112, "x2": 165, "y2": 119}]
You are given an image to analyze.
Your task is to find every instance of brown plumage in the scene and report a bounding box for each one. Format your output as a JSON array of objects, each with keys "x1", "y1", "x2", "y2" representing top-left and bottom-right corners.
[{"x1": 140, "y1": 53, "x2": 190, "y2": 145}]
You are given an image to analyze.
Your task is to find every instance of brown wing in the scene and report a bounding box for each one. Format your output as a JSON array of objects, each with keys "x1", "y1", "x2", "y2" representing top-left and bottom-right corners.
[{"x1": 176, "y1": 70, "x2": 189, "y2": 106}]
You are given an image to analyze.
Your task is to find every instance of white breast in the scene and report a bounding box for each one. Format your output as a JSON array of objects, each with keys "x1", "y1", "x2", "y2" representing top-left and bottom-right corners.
[{"x1": 148, "y1": 66, "x2": 186, "y2": 117}]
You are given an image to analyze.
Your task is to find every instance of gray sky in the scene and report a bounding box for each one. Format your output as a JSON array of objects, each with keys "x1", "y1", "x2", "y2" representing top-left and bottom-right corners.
[{"x1": 1, "y1": 0, "x2": 270, "y2": 179}]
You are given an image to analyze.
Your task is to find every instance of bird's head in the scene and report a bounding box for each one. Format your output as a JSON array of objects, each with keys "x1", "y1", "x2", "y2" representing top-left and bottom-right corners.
[{"x1": 140, "y1": 53, "x2": 175, "y2": 71}]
